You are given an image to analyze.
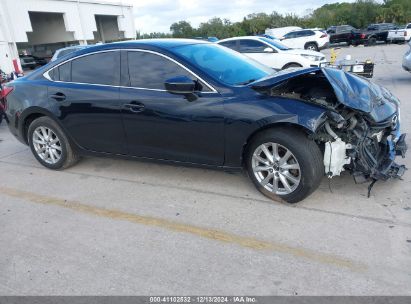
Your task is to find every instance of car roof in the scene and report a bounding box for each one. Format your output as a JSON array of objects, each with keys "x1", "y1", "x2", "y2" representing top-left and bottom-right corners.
[
  {"x1": 218, "y1": 36, "x2": 262, "y2": 42},
  {"x1": 74, "y1": 39, "x2": 210, "y2": 55}
]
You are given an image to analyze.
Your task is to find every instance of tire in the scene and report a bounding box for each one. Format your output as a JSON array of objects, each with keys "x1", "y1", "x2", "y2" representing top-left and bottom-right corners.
[
  {"x1": 305, "y1": 42, "x2": 318, "y2": 51},
  {"x1": 245, "y1": 128, "x2": 324, "y2": 204},
  {"x1": 282, "y1": 63, "x2": 302, "y2": 70},
  {"x1": 366, "y1": 37, "x2": 377, "y2": 46},
  {"x1": 28, "y1": 116, "x2": 79, "y2": 170}
]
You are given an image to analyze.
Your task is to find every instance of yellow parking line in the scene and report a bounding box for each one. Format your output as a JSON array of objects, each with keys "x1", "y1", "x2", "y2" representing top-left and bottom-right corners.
[{"x1": 0, "y1": 186, "x2": 366, "y2": 272}]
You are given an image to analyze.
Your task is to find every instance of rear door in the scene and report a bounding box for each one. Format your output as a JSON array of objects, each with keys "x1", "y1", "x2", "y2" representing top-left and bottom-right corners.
[{"x1": 47, "y1": 50, "x2": 126, "y2": 154}]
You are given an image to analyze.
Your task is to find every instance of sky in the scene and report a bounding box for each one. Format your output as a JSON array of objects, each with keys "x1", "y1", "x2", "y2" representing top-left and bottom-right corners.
[{"x1": 105, "y1": 0, "x2": 356, "y2": 34}]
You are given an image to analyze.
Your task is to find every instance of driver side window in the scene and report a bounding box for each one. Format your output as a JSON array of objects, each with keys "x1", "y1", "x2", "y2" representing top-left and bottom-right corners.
[
  {"x1": 127, "y1": 51, "x2": 210, "y2": 92},
  {"x1": 239, "y1": 40, "x2": 269, "y2": 53}
]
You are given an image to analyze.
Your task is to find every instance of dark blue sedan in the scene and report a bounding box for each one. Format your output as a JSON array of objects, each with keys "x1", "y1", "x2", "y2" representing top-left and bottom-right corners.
[{"x1": 2, "y1": 39, "x2": 407, "y2": 203}]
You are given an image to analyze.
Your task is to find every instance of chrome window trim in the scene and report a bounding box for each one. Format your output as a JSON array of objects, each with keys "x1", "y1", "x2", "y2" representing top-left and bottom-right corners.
[{"x1": 43, "y1": 48, "x2": 218, "y2": 93}]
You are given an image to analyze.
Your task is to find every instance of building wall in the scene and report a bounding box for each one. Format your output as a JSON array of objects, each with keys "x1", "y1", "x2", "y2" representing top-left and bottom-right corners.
[
  {"x1": 1, "y1": 0, "x2": 135, "y2": 43},
  {"x1": 0, "y1": 0, "x2": 135, "y2": 73},
  {"x1": 27, "y1": 12, "x2": 76, "y2": 45}
]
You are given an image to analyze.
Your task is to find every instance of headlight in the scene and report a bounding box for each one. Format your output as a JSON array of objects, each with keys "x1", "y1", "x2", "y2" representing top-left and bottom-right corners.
[{"x1": 301, "y1": 54, "x2": 323, "y2": 62}]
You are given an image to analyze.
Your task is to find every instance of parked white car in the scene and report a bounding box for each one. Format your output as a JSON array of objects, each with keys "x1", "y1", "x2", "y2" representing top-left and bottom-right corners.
[
  {"x1": 388, "y1": 23, "x2": 411, "y2": 43},
  {"x1": 403, "y1": 40, "x2": 411, "y2": 72},
  {"x1": 280, "y1": 29, "x2": 329, "y2": 51},
  {"x1": 218, "y1": 36, "x2": 326, "y2": 70},
  {"x1": 265, "y1": 27, "x2": 302, "y2": 39}
]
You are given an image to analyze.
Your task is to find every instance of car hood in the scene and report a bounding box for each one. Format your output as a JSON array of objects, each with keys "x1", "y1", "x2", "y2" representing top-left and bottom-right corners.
[
  {"x1": 251, "y1": 67, "x2": 399, "y2": 119},
  {"x1": 283, "y1": 48, "x2": 325, "y2": 58}
]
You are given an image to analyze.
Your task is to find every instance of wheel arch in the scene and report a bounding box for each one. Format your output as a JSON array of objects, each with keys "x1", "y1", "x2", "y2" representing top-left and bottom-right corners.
[
  {"x1": 19, "y1": 107, "x2": 66, "y2": 145},
  {"x1": 304, "y1": 41, "x2": 318, "y2": 49},
  {"x1": 282, "y1": 62, "x2": 303, "y2": 69},
  {"x1": 241, "y1": 122, "x2": 316, "y2": 168}
]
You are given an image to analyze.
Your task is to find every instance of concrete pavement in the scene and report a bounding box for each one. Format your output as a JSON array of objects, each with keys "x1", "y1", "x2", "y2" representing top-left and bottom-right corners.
[{"x1": 0, "y1": 43, "x2": 410, "y2": 295}]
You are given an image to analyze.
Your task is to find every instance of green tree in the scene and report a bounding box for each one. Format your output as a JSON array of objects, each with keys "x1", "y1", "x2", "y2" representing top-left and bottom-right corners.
[{"x1": 170, "y1": 21, "x2": 195, "y2": 38}]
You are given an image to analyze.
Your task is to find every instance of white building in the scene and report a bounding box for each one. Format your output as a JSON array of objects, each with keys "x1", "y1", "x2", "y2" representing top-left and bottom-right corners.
[{"x1": 0, "y1": 0, "x2": 135, "y2": 74}]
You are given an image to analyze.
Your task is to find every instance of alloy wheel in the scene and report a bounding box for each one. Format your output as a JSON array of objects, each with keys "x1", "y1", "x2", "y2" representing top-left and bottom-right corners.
[
  {"x1": 251, "y1": 142, "x2": 301, "y2": 195},
  {"x1": 32, "y1": 126, "x2": 62, "y2": 165}
]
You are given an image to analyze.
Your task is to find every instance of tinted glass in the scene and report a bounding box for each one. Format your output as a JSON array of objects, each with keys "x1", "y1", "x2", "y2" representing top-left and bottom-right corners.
[
  {"x1": 59, "y1": 62, "x2": 71, "y2": 82},
  {"x1": 127, "y1": 51, "x2": 205, "y2": 91},
  {"x1": 219, "y1": 40, "x2": 237, "y2": 50},
  {"x1": 408, "y1": 24, "x2": 411, "y2": 29},
  {"x1": 173, "y1": 43, "x2": 273, "y2": 85},
  {"x1": 259, "y1": 37, "x2": 290, "y2": 50},
  {"x1": 71, "y1": 52, "x2": 120, "y2": 86},
  {"x1": 239, "y1": 40, "x2": 267, "y2": 53},
  {"x1": 284, "y1": 32, "x2": 297, "y2": 39}
]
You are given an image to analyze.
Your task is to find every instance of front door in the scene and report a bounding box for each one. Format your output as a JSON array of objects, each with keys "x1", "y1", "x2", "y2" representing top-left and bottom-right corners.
[
  {"x1": 119, "y1": 50, "x2": 225, "y2": 166},
  {"x1": 239, "y1": 39, "x2": 282, "y2": 69}
]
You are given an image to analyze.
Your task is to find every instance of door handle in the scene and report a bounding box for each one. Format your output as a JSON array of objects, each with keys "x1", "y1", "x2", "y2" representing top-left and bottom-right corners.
[
  {"x1": 50, "y1": 92, "x2": 66, "y2": 101},
  {"x1": 124, "y1": 102, "x2": 145, "y2": 113}
]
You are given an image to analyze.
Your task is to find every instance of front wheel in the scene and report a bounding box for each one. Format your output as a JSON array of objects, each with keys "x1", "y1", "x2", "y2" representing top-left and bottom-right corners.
[
  {"x1": 246, "y1": 128, "x2": 324, "y2": 203},
  {"x1": 282, "y1": 63, "x2": 303, "y2": 70},
  {"x1": 28, "y1": 116, "x2": 79, "y2": 170}
]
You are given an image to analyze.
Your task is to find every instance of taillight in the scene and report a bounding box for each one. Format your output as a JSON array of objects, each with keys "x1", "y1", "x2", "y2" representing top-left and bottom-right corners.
[
  {"x1": 0, "y1": 86, "x2": 14, "y2": 99},
  {"x1": 320, "y1": 33, "x2": 327, "y2": 38},
  {"x1": 360, "y1": 34, "x2": 366, "y2": 39},
  {"x1": 0, "y1": 86, "x2": 14, "y2": 110}
]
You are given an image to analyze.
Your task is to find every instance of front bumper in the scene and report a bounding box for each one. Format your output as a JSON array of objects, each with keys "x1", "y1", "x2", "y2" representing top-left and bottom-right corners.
[
  {"x1": 388, "y1": 37, "x2": 406, "y2": 43},
  {"x1": 372, "y1": 133, "x2": 408, "y2": 181}
]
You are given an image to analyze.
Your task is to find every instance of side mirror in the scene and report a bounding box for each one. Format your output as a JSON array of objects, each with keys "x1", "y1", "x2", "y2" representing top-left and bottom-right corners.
[
  {"x1": 263, "y1": 47, "x2": 274, "y2": 53},
  {"x1": 165, "y1": 76, "x2": 195, "y2": 94}
]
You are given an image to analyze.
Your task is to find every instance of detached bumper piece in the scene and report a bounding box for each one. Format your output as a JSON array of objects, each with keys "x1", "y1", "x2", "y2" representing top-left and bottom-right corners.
[{"x1": 395, "y1": 134, "x2": 407, "y2": 158}]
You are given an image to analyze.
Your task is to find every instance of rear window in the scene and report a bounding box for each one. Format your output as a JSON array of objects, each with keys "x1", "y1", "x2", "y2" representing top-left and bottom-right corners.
[{"x1": 71, "y1": 52, "x2": 120, "y2": 86}]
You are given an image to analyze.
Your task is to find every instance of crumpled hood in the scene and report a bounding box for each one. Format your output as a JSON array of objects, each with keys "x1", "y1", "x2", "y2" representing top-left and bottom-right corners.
[{"x1": 251, "y1": 67, "x2": 399, "y2": 120}]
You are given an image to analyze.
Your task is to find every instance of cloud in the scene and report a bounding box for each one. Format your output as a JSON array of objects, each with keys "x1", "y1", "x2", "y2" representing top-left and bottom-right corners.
[{"x1": 101, "y1": 0, "x2": 356, "y2": 34}]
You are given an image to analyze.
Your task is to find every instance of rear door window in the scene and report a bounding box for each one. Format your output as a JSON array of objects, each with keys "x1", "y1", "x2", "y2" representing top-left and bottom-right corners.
[
  {"x1": 239, "y1": 40, "x2": 267, "y2": 53},
  {"x1": 219, "y1": 40, "x2": 238, "y2": 51},
  {"x1": 71, "y1": 51, "x2": 120, "y2": 86}
]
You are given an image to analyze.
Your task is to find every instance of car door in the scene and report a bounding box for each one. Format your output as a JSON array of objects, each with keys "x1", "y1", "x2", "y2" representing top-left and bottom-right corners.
[
  {"x1": 47, "y1": 50, "x2": 127, "y2": 154},
  {"x1": 281, "y1": 32, "x2": 298, "y2": 48},
  {"x1": 327, "y1": 28, "x2": 337, "y2": 43},
  {"x1": 238, "y1": 39, "x2": 283, "y2": 69},
  {"x1": 119, "y1": 50, "x2": 225, "y2": 166}
]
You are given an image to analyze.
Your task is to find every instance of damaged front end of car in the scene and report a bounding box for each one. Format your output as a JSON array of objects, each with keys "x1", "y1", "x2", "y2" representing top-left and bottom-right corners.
[{"x1": 251, "y1": 67, "x2": 407, "y2": 194}]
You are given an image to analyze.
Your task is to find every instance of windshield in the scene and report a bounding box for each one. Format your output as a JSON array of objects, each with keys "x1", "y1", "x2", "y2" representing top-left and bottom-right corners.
[
  {"x1": 173, "y1": 43, "x2": 273, "y2": 85},
  {"x1": 259, "y1": 37, "x2": 290, "y2": 50}
]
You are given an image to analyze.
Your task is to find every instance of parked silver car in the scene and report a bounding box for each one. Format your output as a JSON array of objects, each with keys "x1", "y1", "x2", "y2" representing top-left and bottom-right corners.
[
  {"x1": 51, "y1": 45, "x2": 89, "y2": 62},
  {"x1": 403, "y1": 40, "x2": 411, "y2": 72}
]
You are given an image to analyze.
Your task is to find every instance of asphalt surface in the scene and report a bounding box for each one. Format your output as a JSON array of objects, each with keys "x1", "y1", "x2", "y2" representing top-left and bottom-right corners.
[{"x1": 0, "y1": 43, "x2": 410, "y2": 295}]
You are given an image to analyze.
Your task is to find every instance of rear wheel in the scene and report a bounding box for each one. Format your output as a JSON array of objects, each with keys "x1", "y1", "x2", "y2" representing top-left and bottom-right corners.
[
  {"x1": 305, "y1": 42, "x2": 318, "y2": 51},
  {"x1": 246, "y1": 128, "x2": 324, "y2": 203},
  {"x1": 367, "y1": 37, "x2": 377, "y2": 46},
  {"x1": 28, "y1": 116, "x2": 79, "y2": 170}
]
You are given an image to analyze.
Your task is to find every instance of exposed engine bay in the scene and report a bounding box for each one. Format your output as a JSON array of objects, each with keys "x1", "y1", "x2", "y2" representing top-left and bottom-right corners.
[{"x1": 256, "y1": 69, "x2": 407, "y2": 194}]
